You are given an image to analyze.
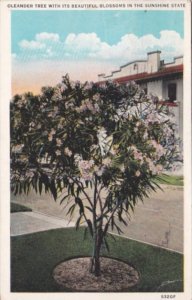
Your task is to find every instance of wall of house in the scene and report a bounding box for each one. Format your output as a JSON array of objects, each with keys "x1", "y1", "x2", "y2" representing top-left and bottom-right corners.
[
  {"x1": 147, "y1": 80, "x2": 163, "y2": 99},
  {"x1": 109, "y1": 70, "x2": 121, "y2": 80},
  {"x1": 104, "y1": 61, "x2": 148, "y2": 80},
  {"x1": 118, "y1": 61, "x2": 147, "y2": 77}
]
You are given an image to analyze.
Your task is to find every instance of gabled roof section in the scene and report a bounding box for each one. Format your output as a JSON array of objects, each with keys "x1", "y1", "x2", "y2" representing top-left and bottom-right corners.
[
  {"x1": 98, "y1": 64, "x2": 183, "y2": 85},
  {"x1": 120, "y1": 60, "x2": 147, "y2": 69}
]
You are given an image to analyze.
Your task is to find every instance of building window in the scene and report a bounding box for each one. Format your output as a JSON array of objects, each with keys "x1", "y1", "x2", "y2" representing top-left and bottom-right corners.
[
  {"x1": 168, "y1": 83, "x2": 177, "y2": 102},
  {"x1": 133, "y1": 63, "x2": 138, "y2": 70}
]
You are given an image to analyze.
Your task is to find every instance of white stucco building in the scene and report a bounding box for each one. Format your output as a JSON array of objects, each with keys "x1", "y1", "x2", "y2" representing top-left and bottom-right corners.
[{"x1": 98, "y1": 51, "x2": 183, "y2": 140}]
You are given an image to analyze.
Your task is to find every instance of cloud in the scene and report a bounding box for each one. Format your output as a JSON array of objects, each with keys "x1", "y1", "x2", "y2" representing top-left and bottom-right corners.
[
  {"x1": 19, "y1": 39, "x2": 45, "y2": 50},
  {"x1": 17, "y1": 30, "x2": 183, "y2": 64},
  {"x1": 65, "y1": 33, "x2": 102, "y2": 51},
  {"x1": 19, "y1": 32, "x2": 60, "y2": 52},
  {"x1": 64, "y1": 30, "x2": 183, "y2": 63},
  {"x1": 36, "y1": 32, "x2": 60, "y2": 42},
  {"x1": 64, "y1": 33, "x2": 110, "y2": 59}
]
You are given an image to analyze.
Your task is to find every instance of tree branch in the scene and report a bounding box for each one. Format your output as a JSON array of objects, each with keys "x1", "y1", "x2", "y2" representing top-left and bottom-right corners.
[
  {"x1": 68, "y1": 175, "x2": 94, "y2": 209},
  {"x1": 102, "y1": 198, "x2": 124, "y2": 236}
]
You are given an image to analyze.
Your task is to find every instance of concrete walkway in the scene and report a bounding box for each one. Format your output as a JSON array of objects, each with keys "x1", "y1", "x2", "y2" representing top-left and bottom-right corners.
[
  {"x1": 11, "y1": 211, "x2": 75, "y2": 236},
  {"x1": 11, "y1": 184, "x2": 183, "y2": 253}
]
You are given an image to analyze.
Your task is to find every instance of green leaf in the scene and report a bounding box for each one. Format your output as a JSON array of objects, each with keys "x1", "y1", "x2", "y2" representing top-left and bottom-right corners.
[
  {"x1": 50, "y1": 180, "x2": 57, "y2": 200},
  {"x1": 14, "y1": 184, "x2": 18, "y2": 195},
  {"x1": 83, "y1": 227, "x2": 88, "y2": 240},
  {"x1": 75, "y1": 197, "x2": 84, "y2": 214},
  {"x1": 103, "y1": 237, "x2": 110, "y2": 253},
  {"x1": 66, "y1": 203, "x2": 76, "y2": 216},
  {"x1": 75, "y1": 214, "x2": 83, "y2": 230},
  {"x1": 111, "y1": 218, "x2": 123, "y2": 234},
  {"x1": 60, "y1": 194, "x2": 70, "y2": 205},
  {"x1": 118, "y1": 211, "x2": 128, "y2": 226},
  {"x1": 39, "y1": 178, "x2": 42, "y2": 195},
  {"x1": 87, "y1": 219, "x2": 93, "y2": 237},
  {"x1": 85, "y1": 206, "x2": 93, "y2": 213}
]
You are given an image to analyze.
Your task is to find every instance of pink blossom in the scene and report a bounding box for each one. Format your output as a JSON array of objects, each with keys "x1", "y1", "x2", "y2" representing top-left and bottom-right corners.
[
  {"x1": 56, "y1": 138, "x2": 62, "y2": 146},
  {"x1": 55, "y1": 150, "x2": 61, "y2": 156},
  {"x1": 74, "y1": 154, "x2": 82, "y2": 163},
  {"x1": 130, "y1": 146, "x2": 144, "y2": 164},
  {"x1": 48, "y1": 135, "x2": 53, "y2": 142},
  {"x1": 135, "y1": 170, "x2": 141, "y2": 177},
  {"x1": 76, "y1": 99, "x2": 100, "y2": 114},
  {"x1": 92, "y1": 94, "x2": 100, "y2": 101},
  {"x1": 148, "y1": 161, "x2": 157, "y2": 175},
  {"x1": 48, "y1": 112, "x2": 54, "y2": 117},
  {"x1": 143, "y1": 130, "x2": 148, "y2": 140},
  {"x1": 51, "y1": 129, "x2": 56, "y2": 135},
  {"x1": 58, "y1": 123, "x2": 63, "y2": 129},
  {"x1": 78, "y1": 160, "x2": 94, "y2": 170},
  {"x1": 146, "y1": 158, "x2": 163, "y2": 175},
  {"x1": 48, "y1": 129, "x2": 56, "y2": 142},
  {"x1": 26, "y1": 171, "x2": 34, "y2": 178},
  {"x1": 12, "y1": 144, "x2": 24, "y2": 153},
  {"x1": 119, "y1": 164, "x2": 125, "y2": 172},
  {"x1": 64, "y1": 147, "x2": 72, "y2": 157},
  {"x1": 59, "y1": 83, "x2": 67, "y2": 93},
  {"x1": 94, "y1": 165, "x2": 105, "y2": 176},
  {"x1": 29, "y1": 122, "x2": 35, "y2": 128},
  {"x1": 156, "y1": 164, "x2": 163, "y2": 174},
  {"x1": 102, "y1": 157, "x2": 112, "y2": 167},
  {"x1": 149, "y1": 140, "x2": 166, "y2": 158},
  {"x1": 78, "y1": 159, "x2": 95, "y2": 181}
]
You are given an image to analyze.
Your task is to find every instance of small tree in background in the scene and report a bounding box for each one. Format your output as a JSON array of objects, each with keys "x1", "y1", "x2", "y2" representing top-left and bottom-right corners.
[{"x1": 10, "y1": 75, "x2": 180, "y2": 276}]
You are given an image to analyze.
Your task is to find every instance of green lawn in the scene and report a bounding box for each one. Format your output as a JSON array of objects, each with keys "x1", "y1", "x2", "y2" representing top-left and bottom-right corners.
[
  {"x1": 11, "y1": 227, "x2": 183, "y2": 292},
  {"x1": 11, "y1": 202, "x2": 32, "y2": 213},
  {"x1": 156, "y1": 174, "x2": 183, "y2": 186}
]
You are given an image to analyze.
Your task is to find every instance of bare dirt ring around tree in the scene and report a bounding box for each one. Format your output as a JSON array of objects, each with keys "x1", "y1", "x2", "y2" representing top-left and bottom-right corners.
[{"x1": 53, "y1": 256, "x2": 140, "y2": 292}]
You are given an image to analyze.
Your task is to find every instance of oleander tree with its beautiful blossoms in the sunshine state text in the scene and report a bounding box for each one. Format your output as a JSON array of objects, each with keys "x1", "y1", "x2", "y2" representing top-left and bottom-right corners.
[{"x1": 10, "y1": 75, "x2": 181, "y2": 276}]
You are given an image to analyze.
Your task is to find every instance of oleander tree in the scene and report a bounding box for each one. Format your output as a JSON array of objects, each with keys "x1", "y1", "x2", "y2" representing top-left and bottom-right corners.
[{"x1": 10, "y1": 75, "x2": 181, "y2": 276}]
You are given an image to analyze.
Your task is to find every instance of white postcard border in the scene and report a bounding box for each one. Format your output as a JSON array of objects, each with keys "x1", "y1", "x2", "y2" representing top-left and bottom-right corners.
[{"x1": 0, "y1": 1, "x2": 191, "y2": 299}]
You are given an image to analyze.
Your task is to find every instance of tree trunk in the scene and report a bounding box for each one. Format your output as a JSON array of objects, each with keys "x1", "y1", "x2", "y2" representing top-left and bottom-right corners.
[{"x1": 90, "y1": 228, "x2": 102, "y2": 276}]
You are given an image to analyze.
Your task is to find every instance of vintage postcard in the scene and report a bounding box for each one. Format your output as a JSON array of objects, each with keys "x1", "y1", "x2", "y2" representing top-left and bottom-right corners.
[{"x1": 0, "y1": 0, "x2": 191, "y2": 299}]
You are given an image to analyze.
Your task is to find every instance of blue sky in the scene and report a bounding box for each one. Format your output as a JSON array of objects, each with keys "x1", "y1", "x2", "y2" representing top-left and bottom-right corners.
[{"x1": 11, "y1": 10, "x2": 184, "y2": 94}]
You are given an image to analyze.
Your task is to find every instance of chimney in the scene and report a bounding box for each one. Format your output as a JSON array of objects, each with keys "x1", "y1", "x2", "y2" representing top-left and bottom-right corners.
[{"x1": 147, "y1": 50, "x2": 161, "y2": 73}]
